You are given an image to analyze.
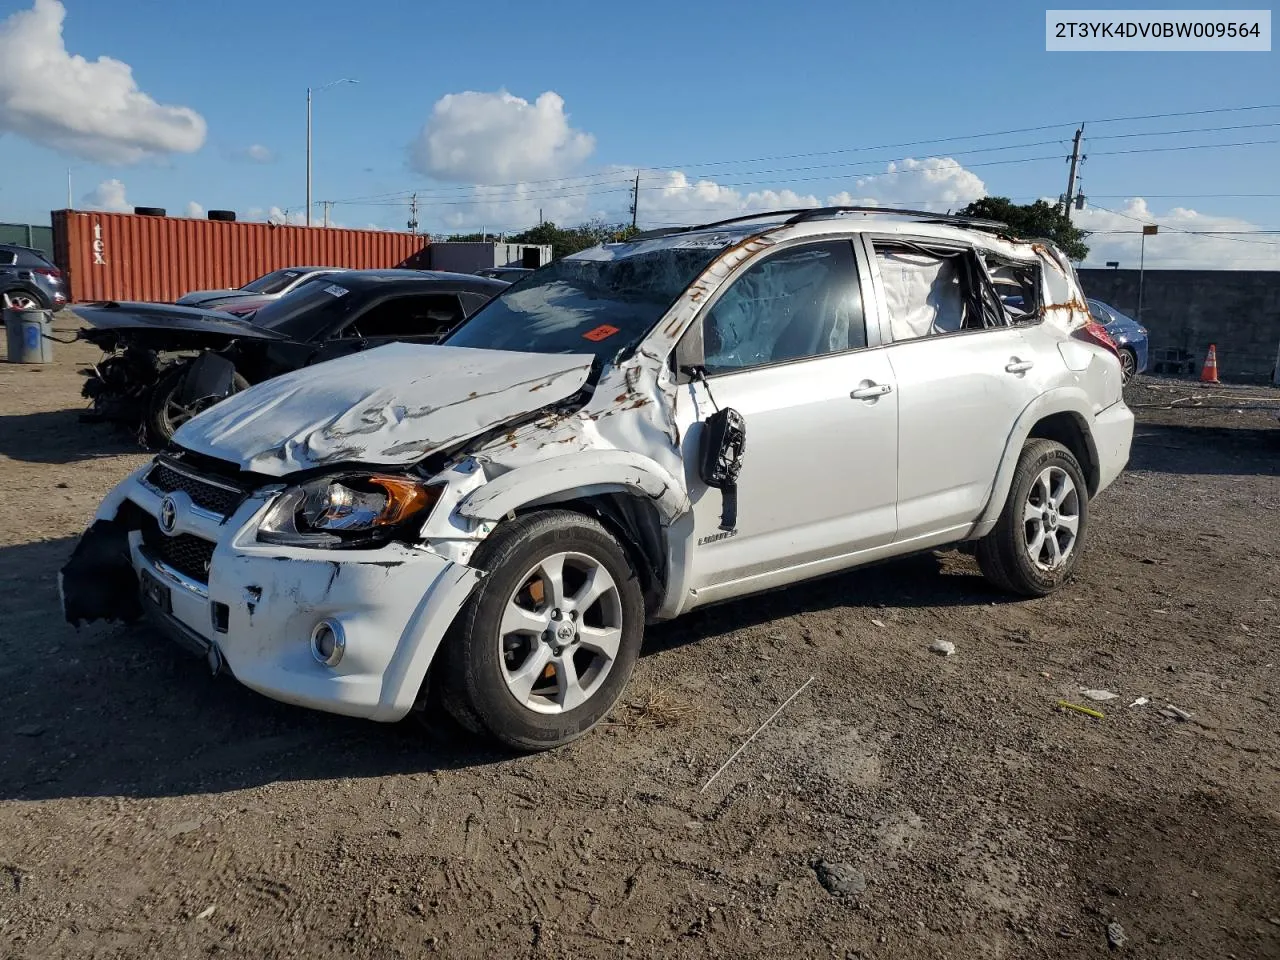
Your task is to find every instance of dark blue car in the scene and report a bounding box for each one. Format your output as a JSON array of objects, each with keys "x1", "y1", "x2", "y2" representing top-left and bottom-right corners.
[{"x1": 1087, "y1": 298, "x2": 1148, "y2": 384}]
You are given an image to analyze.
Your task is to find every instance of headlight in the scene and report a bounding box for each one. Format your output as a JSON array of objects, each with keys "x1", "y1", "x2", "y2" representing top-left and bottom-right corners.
[{"x1": 257, "y1": 473, "x2": 441, "y2": 547}]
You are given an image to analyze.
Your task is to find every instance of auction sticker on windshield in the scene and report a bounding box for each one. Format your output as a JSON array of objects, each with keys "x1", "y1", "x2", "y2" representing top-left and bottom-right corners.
[
  {"x1": 323, "y1": 284, "x2": 349, "y2": 298},
  {"x1": 583, "y1": 324, "x2": 621, "y2": 342}
]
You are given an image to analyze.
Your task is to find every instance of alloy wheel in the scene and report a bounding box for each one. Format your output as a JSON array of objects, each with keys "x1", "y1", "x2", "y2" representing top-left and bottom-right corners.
[
  {"x1": 497, "y1": 551, "x2": 624, "y2": 714},
  {"x1": 1023, "y1": 466, "x2": 1080, "y2": 571},
  {"x1": 1120, "y1": 349, "x2": 1137, "y2": 383},
  {"x1": 3, "y1": 292, "x2": 39, "y2": 311}
]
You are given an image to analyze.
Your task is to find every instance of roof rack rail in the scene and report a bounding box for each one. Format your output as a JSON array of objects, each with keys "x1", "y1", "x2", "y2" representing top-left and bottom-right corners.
[
  {"x1": 784, "y1": 206, "x2": 1007, "y2": 232},
  {"x1": 628, "y1": 209, "x2": 823, "y2": 242},
  {"x1": 629, "y1": 206, "x2": 1007, "y2": 242}
]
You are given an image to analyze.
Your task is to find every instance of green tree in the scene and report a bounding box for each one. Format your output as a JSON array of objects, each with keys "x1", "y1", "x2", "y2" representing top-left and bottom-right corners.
[
  {"x1": 506, "y1": 219, "x2": 638, "y2": 258},
  {"x1": 957, "y1": 197, "x2": 1090, "y2": 262}
]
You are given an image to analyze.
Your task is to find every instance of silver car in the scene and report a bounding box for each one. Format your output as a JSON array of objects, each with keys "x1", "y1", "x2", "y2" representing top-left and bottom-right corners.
[
  {"x1": 176, "y1": 267, "x2": 336, "y2": 309},
  {"x1": 62, "y1": 207, "x2": 1133, "y2": 751}
]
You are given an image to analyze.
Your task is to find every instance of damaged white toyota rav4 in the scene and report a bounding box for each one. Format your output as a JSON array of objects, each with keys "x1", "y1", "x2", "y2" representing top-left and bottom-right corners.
[{"x1": 62, "y1": 207, "x2": 1134, "y2": 750}]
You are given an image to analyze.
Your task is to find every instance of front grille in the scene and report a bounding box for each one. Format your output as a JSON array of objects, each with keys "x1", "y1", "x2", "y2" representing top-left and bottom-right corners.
[
  {"x1": 146, "y1": 460, "x2": 245, "y2": 516},
  {"x1": 155, "y1": 533, "x2": 216, "y2": 583}
]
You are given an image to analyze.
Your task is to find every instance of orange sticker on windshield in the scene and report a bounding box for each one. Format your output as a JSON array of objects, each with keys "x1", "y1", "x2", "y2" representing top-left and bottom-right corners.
[{"x1": 583, "y1": 324, "x2": 621, "y2": 342}]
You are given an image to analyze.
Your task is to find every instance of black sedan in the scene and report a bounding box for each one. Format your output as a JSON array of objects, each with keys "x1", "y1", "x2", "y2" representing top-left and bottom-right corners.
[{"x1": 76, "y1": 269, "x2": 508, "y2": 445}]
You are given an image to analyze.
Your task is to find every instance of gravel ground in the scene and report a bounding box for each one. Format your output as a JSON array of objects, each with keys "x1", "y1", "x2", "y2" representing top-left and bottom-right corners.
[{"x1": 2, "y1": 319, "x2": 1278, "y2": 959}]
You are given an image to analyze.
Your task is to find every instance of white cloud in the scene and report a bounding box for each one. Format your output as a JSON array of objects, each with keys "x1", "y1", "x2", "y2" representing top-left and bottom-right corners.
[
  {"x1": 423, "y1": 156, "x2": 988, "y2": 235},
  {"x1": 246, "y1": 205, "x2": 325, "y2": 227},
  {"x1": 1076, "y1": 198, "x2": 1280, "y2": 269},
  {"x1": 0, "y1": 0, "x2": 206, "y2": 163},
  {"x1": 184, "y1": 201, "x2": 203, "y2": 218},
  {"x1": 80, "y1": 178, "x2": 130, "y2": 212},
  {"x1": 238, "y1": 143, "x2": 273, "y2": 163},
  {"x1": 828, "y1": 157, "x2": 987, "y2": 212},
  {"x1": 410, "y1": 90, "x2": 595, "y2": 183}
]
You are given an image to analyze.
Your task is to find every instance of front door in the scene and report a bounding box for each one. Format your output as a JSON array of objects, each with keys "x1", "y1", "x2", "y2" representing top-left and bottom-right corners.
[{"x1": 673, "y1": 238, "x2": 899, "y2": 593}]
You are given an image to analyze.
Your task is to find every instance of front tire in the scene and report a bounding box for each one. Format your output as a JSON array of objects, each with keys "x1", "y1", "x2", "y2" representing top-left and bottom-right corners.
[
  {"x1": 437, "y1": 510, "x2": 645, "y2": 751},
  {"x1": 145, "y1": 364, "x2": 248, "y2": 445},
  {"x1": 976, "y1": 439, "x2": 1089, "y2": 597},
  {"x1": 1119, "y1": 347, "x2": 1138, "y2": 384}
]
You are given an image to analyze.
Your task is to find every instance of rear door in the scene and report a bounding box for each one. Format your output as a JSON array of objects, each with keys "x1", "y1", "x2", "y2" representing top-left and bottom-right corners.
[
  {"x1": 865, "y1": 236, "x2": 1046, "y2": 540},
  {"x1": 674, "y1": 238, "x2": 899, "y2": 594}
]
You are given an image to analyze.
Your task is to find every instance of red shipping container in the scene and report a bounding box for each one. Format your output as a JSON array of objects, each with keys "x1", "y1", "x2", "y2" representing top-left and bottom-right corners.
[{"x1": 51, "y1": 210, "x2": 431, "y2": 303}]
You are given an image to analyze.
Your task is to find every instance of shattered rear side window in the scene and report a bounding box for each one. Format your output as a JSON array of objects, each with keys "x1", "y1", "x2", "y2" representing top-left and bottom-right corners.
[{"x1": 983, "y1": 254, "x2": 1042, "y2": 323}]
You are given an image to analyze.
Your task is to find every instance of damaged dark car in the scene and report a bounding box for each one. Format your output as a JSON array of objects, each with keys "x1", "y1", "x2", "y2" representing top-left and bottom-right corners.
[{"x1": 75, "y1": 269, "x2": 509, "y2": 445}]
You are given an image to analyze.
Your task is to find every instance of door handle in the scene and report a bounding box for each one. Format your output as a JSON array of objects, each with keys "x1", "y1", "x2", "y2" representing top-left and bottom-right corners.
[
  {"x1": 1005, "y1": 358, "x2": 1034, "y2": 374},
  {"x1": 851, "y1": 382, "x2": 892, "y2": 400}
]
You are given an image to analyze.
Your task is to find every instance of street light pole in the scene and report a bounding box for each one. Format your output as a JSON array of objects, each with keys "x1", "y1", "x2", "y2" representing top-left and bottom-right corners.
[
  {"x1": 305, "y1": 79, "x2": 357, "y2": 227},
  {"x1": 1137, "y1": 224, "x2": 1158, "y2": 324},
  {"x1": 305, "y1": 87, "x2": 312, "y2": 226}
]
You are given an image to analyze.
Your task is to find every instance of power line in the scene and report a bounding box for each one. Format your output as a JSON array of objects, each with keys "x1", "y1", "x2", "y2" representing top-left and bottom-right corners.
[
  {"x1": 326, "y1": 101, "x2": 1280, "y2": 204},
  {"x1": 1089, "y1": 119, "x2": 1280, "y2": 141},
  {"x1": 1087, "y1": 202, "x2": 1280, "y2": 248},
  {"x1": 330, "y1": 136, "x2": 1280, "y2": 210}
]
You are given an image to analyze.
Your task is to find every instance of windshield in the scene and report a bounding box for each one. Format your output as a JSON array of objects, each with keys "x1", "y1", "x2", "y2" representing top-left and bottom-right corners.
[
  {"x1": 251, "y1": 277, "x2": 356, "y2": 338},
  {"x1": 444, "y1": 239, "x2": 737, "y2": 360},
  {"x1": 242, "y1": 269, "x2": 304, "y2": 295}
]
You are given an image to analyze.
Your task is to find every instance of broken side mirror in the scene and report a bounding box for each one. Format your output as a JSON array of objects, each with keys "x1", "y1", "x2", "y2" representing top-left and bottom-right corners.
[{"x1": 699, "y1": 406, "x2": 746, "y2": 531}]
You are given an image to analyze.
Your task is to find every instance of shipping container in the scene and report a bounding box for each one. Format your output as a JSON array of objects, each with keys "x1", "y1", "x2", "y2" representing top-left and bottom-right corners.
[{"x1": 51, "y1": 210, "x2": 431, "y2": 303}]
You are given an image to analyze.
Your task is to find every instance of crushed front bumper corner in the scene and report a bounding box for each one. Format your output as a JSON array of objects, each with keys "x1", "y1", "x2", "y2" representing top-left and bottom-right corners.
[{"x1": 60, "y1": 470, "x2": 484, "y2": 723}]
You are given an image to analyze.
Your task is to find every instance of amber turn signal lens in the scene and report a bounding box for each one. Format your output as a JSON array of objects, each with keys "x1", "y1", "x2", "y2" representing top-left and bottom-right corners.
[{"x1": 366, "y1": 475, "x2": 440, "y2": 525}]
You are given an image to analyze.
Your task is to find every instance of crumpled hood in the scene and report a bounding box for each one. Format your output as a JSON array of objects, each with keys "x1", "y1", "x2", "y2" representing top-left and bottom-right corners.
[{"x1": 173, "y1": 342, "x2": 595, "y2": 475}]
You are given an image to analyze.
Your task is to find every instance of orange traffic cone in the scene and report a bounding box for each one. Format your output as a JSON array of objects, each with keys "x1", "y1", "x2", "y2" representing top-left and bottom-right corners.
[{"x1": 1200, "y1": 344, "x2": 1220, "y2": 384}]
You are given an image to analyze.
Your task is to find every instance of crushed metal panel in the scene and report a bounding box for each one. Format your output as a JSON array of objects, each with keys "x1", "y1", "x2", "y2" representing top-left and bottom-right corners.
[{"x1": 173, "y1": 343, "x2": 595, "y2": 475}]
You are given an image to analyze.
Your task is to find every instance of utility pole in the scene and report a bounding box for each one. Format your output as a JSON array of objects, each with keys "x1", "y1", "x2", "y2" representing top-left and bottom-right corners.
[
  {"x1": 1062, "y1": 125, "x2": 1084, "y2": 219},
  {"x1": 407, "y1": 193, "x2": 419, "y2": 234},
  {"x1": 66, "y1": 168, "x2": 72, "y2": 210},
  {"x1": 322, "y1": 201, "x2": 333, "y2": 228},
  {"x1": 538, "y1": 208, "x2": 543, "y2": 226},
  {"x1": 630, "y1": 171, "x2": 640, "y2": 229}
]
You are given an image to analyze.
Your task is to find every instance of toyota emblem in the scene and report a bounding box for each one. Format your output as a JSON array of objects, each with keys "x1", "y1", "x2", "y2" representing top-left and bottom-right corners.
[{"x1": 159, "y1": 495, "x2": 178, "y2": 535}]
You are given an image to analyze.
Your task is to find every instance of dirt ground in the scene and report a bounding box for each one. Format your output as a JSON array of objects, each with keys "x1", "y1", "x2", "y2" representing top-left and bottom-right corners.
[{"x1": 2, "y1": 318, "x2": 1279, "y2": 959}]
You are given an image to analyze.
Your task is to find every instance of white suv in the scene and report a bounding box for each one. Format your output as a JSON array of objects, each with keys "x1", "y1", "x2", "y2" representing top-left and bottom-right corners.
[{"x1": 61, "y1": 208, "x2": 1134, "y2": 750}]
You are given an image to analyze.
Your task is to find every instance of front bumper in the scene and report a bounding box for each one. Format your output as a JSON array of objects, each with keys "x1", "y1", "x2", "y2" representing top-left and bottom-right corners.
[{"x1": 62, "y1": 463, "x2": 480, "y2": 722}]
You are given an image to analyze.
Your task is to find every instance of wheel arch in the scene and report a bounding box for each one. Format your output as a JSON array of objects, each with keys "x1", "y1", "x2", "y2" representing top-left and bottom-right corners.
[
  {"x1": 976, "y1": 390, "x2": 1101, "y2": 532},
  {"x1": 456, "y1": 451, "x2": 691, "y2": 617}
]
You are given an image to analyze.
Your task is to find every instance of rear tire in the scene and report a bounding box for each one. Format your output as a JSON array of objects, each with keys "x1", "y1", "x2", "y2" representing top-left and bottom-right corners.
[
  {"x1": 977, "y1": 439, "x2": 1089, "y2": 597},
  {"x1": 145, "y1": 364, "x2": 248, "y2": 446},
  {"x1": 2, "y1": 289, "x2": 43, "y2": 311},
  {"x1": 437, "y1": 510, "x2": 645, "y2": 751}
]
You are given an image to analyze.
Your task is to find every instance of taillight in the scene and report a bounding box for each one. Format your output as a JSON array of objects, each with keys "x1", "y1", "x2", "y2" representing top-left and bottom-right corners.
[
  {"x1": 1072, "y1": 320, "x2": 1120, "y2": 358},
  {"x1": 34, "y1": 267, "x2": 61, "y2": 279}
]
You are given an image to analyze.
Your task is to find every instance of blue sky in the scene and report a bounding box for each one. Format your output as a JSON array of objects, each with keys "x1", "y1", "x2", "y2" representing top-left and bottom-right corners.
[{"x1": 0, "y1": 0, "x2": 1277, "y2": 266}]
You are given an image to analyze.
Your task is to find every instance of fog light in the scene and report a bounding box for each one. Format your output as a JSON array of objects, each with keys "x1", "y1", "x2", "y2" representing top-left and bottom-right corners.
[{"x1": 310, "y1": 619, "x2": 345, "y2": 667}]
